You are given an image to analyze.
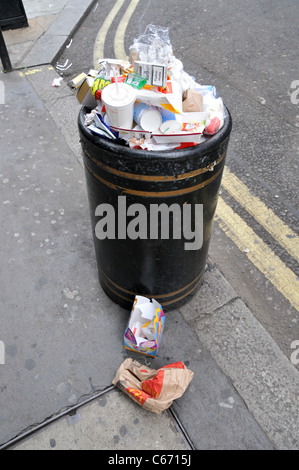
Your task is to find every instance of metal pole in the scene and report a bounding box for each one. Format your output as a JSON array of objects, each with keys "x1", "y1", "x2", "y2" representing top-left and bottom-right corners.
[{"x1": 0, "y1": 28, "x2": 12, "y2": 72}]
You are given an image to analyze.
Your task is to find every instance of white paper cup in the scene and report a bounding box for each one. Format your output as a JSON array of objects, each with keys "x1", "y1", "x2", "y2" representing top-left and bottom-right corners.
[
  {"x1": 159, "y1": 108, "x2": 182, "y2": 134},
  {"x1": 133, "y1": 102, "x2": 162, "y2": 132},
  {"x1": 101, "y1": 83, "x2": 136, "y2": 129}
]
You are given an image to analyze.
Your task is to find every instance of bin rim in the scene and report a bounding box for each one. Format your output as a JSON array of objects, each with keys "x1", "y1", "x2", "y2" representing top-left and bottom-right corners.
[{"x1": 78, "y1": 105, "x2": 232, "y2": 162}]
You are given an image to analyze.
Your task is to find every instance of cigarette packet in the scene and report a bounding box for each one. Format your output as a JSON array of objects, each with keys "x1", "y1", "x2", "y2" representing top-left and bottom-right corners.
[{"x1": 134, "y1": 61, "x2": 168, "y2": 87}]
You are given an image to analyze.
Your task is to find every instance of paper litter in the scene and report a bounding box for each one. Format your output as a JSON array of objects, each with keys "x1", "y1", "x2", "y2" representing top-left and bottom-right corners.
[
  {"x1": 75, "y1": 24, "x2": 226, "y2": 151},
  {"x1": 112, "y1": 358, "x2": 194, "y2": 414}
]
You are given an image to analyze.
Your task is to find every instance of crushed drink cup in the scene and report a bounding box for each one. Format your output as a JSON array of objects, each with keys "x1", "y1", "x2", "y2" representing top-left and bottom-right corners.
[
  {"x1": 133, "y1": 102, "x2": 162, "y2": 132},
  {"x1": 159, "y1": 108, "x2": 182, "y2": 134}
]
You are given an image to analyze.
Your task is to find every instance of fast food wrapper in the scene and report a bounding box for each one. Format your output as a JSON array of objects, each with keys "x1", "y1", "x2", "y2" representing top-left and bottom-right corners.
[
  {"x1": 182, "y1": 89, "x2": 203, "y2": 112},
  {"x1": 112, "y1": 358, "x2": 194, "y2": 414},
  {"x1": 124, "y1": 295, "x2": 165, "y2": 357}
]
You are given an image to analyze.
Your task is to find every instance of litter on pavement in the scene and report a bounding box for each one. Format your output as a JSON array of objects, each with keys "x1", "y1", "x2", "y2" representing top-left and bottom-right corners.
[
  {"x1": 124, "y1": 296, "x2": 165, "y2": 357},
  {"x1": 112, "y1": 358, "x2": 194, "y2": 414},
  {"x1": 52, "y1": 77, "x2": 63, "y2": 87},
  {"x1": 74, "y1": 24, "x2": 226, "y2": 151}
]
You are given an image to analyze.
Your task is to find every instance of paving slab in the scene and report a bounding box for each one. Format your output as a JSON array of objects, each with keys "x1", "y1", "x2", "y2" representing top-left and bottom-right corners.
[
  {"x1": 3, "y1": 16, "x2": 57, "y2": 46},
  {"x1": 0, "y1": 70, "x2": 127, "y2": 444},
  {"x1": 24, "y1": 66, "x2": 83, "y2": 165},
  {"x1": 155, "y1": 309, "x2": 274, "y2": 450},
  {"x1": 44, "y1": 0, "x2": 95, "y2": 38},
  {"x1": 19, "y1": 34, "x2": 69, "y2": 68},
  {"x1": 179, "y1": 263, "x2": 237, "y2": 321},
  {"x1": 3, "y1": 15, "x2": 59, "y2": 69},
  {"x1": 13, "y1": 388, "x2": 188, "y2": 450},
  {"x1": 6, "y1": 41, "x2": 35, "y2": 68},
  {"x1": 187, "y1": 298, "x2": 299, "y2": 450},
  {"x1": 11, "y1": 0, "x2": 94, "y2": 69},
  {"x1": 22, "y1": 0, "x2": 69, "y2": 19}
]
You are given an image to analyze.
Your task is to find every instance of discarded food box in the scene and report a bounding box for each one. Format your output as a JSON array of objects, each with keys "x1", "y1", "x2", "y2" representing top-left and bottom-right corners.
[
  {"x1": 110, "y1": 111, "x2": 208, "y2": 144},
  {"x1": 124, "y1": 296, "x2": 165, "y2": 357},
  {"x1": 70, "y1": 72, "x2": 87, "y2": 89},
  {"x1": 76, "y1": 70, "x2": 99, "y2": 108}
]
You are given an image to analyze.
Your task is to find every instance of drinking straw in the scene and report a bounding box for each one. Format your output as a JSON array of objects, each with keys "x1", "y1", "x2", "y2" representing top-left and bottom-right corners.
[{"x1": 113, "y1": 66, "x2": 119, "y2": 96}]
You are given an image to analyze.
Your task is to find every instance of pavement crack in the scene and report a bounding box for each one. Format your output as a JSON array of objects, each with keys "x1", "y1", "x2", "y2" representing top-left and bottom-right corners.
[{"x1": 212, "y1": 295, "x2": 241, "y2": 314}]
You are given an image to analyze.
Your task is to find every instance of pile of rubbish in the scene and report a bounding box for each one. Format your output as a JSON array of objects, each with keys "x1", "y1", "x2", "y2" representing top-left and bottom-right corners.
[
  {"x1": 74, "y1": 25, "x2": 225, "y2": 151},
  {"x1": 113, "y1": 295, "x2": 194, "y2": 414}
]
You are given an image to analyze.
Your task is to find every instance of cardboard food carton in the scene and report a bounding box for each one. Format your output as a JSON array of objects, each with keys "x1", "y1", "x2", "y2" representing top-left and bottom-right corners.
[
  {"x1": 76, "y1": 76, "x2": 97, "y2": 108},
  {"x1": 124, "y1": 296, "x2": 165, "y2": 357},
  {"x1": 110, "y1": 112, "x2": 208, "y2": 144}
]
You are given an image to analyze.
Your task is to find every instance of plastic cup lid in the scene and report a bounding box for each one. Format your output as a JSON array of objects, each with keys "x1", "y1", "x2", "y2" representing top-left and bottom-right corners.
[{"x1": 102, "y1": 83, "x2": 136, "y2": 108}]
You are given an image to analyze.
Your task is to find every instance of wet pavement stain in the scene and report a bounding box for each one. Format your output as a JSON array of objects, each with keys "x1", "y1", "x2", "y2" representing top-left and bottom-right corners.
[{"x1": 25, "y1": 359, "x2": 36, "y2": 371}]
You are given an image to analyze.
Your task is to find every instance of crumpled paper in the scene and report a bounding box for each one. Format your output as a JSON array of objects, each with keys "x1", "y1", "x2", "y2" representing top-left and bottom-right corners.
[
  {"x1": 112, "y1": 358, "x2": 194, "y2": 414},
  {"x1": 182, "y1": 89, "x2": 203, "y2": 112}
]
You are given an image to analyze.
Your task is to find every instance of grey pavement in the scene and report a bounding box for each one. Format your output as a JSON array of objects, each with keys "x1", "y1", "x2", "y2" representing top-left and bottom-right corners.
[
  {"x1": 0, "y1": 0, "x2": 298, "y2": 452},
  {"x1": 3, "y1": 0, "x2": 96, "y2": 69}
]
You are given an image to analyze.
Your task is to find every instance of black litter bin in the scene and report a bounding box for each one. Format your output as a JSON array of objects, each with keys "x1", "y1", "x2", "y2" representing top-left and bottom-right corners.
[{"x1": 78, "y1": 107, "x2": 232, "y2": 310}]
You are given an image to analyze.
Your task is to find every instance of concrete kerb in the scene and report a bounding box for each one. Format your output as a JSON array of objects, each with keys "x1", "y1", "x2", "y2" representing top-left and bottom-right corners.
[
  {"x1": 50, "y1": 0, "x2": 99, "y2": 69},
  {"x1": 15, "y1": 0, "x2": 98, "y2": 70}
]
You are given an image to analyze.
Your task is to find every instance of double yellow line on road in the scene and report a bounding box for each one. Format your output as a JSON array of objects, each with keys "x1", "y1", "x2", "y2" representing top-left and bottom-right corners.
[
  {"x1": 93, "y1": 1, "x2": 299, "y2": 311},
  {"x1": 114, "y1": 0, "x2": 140, "y2": 60},
  {"x1": 216, "y1": 198, "x2": 299, "y2": 311},
  {"x1": 222, "y1": 168, "x2": 299, "y2": 262},
  {"x1": 93, "y1": 0, "x2": 140, "y2": 67},
  {"x1": 217, "y1": 169, "x2": 299, "y2": 311}
]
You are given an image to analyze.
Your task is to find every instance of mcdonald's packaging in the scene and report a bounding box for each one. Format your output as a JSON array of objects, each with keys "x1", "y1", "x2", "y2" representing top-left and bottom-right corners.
[
  {"x1": 182, "y1": 89, "x2": 203, "y2": 112},
  {"x1": 112, "y1": 358, "x2": 194, "y2": 414},
  {"x1": 124, "y1": 296, "x2": 165, "y2": 357}
]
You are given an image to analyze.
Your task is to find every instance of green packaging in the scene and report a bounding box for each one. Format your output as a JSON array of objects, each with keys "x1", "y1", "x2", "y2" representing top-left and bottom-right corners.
[{"x1": 125, "y1": 73, "x2": 147, "y2": 90}]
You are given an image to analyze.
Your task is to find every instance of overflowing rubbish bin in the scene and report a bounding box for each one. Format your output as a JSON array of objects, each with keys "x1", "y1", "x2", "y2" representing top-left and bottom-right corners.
[{"x1": 77, "y1": 25, "x2": 232, "y2": 310}]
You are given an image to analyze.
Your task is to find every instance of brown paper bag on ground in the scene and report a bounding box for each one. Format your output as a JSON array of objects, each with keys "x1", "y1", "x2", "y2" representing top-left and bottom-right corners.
[
  {"x1": 182, "y1": 89, "x2": 203, "y2": 112},
  {"x1": 112, "y1": 358, "x2": 194, "y2": 414}
]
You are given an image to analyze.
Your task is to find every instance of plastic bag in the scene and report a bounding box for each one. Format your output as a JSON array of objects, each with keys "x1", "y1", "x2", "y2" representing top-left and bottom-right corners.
[
  {"x1": 203, "y1": 96, "x2": 225, "y2": 135},
  {"x1": 129, "y1": 24, "x2": 173, "y2": 65}
]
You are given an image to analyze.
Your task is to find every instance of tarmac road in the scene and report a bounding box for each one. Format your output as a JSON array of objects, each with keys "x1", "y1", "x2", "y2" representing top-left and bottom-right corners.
[{"x1": 56, "y1": 0, "x2": 299, "y2": 365}]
